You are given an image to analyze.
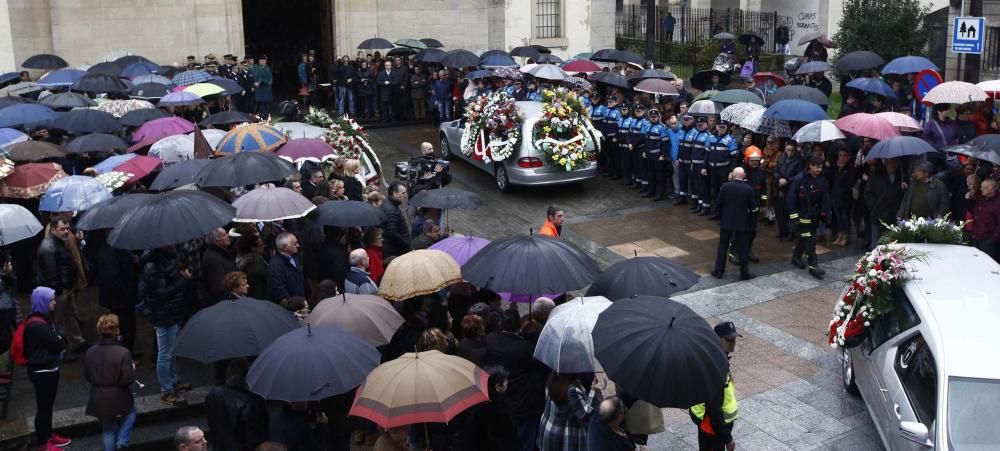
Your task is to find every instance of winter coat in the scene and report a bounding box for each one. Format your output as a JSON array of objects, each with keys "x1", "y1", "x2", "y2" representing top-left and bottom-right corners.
[
  {"x1": 141, "y1": 249, "x2": 190, "y2": 327},
  {"x1": 375, "y1": 69, "x2": 401, "y2": 102},
  {"x1": 897, "y1": 178, "x2": 950, "y2": 219},
  {"x1": 98, "y1": 244, "x2": 138, "y2": 311},
  {"x1": 252, "y1": 65, "x2": 273, "y2": 102},
  {"x1": 84, "y1": 338, "x2": 135, "y2": 419},
  {"x1": 971, "y1": 193, "x2": 1000, "y2": 241},
  {"x1": 380, "y1": 199, "x2": 411, "y2": 259},
  {"x1": 343, "y1": 175, "x2": 364, "y2": 202},
  {"x1": 922, "y1": 118, "x2": 958, "y2": 150},
  {"x1": 266, "y1": 252, "x2": 307, "y2": 303},
  {"x1": 863, "y1": 165, "x2": 906, "y2": 226},
  {"x1": 236, "y1": 252, "x2": 269, "y2": 300},
  {"x1": 318, "y1": 237, "x2": 350, "y2": 292},
  {"x1": 829, "y1": 164, "x2": 857, "y2": 209},
  {"x1": 409, "y1": 72, "x2": 428, "y2": 100},
  {"x1": 774, "y1": 152, "x2": 804, "y2": 187},
  {"x1": 200, "y1": 245, "x2": 236, "y2": 305},
  {"x1": 34, "y1": 236, "x2": 76, "y2": 292},
  {"x1": 24, "y1": 312, "x2": 64, "y2": 371},
  {"x1": 205, "y1": 384, "x2": 269, "y2": 451},
  {"x1": 357, "y1": 68, "x2": 375, "y2": 97}
]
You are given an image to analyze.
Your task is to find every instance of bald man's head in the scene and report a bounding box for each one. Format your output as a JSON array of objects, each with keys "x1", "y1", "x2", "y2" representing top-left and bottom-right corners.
[
  {"x1": 731, "y1": 167, "x2": 746, "y2": 181},
  {"x1": 597, "y1": 397, "x2": 624, "y2": 425},
  {"x1": 420, "y1": 142, "x2": 434, "y2": 156}
]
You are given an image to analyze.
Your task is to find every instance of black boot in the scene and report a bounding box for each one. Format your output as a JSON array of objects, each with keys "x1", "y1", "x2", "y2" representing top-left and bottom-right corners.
[
  {"x1": 791, "y1": 254, "x2": 806, "y2": 269},
  {"x1": 808, "y1": 265, "x2": 826, "y2": 279},
  {"x1": 697, "y1": 206, "x2": 711, "y2": 216},
  {"x1": 689, "y1": 201, "x2": 700, "y2": 210},
  {"x1": 748, "y1": 253, "x2": 760, "y2": 263},
  {"x1": 673, "y1": 196, "x2": 688, "y2": 205}
]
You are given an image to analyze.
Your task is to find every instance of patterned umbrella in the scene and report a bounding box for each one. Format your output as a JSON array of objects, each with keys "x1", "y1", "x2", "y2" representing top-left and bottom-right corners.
[
  {"x1": 922, "y1": 81, "x2": 988, "y2": 104},
  {"x1": 216, "y1": 123, "x2": 288, "y2": 153},
  {"x1": 739, "y1": 109, "x2": 792, "y2": 137},
  {"x1": 232, "y1": 186, "x2": 316, "y2": 222},
  {"x1": 132, "y1": 117, "x2": 195, "y2": 143},
  {"x1": 349, "y1": 350, "x2": 489, "y2": 428},
  {"x1": 97, "y1": 99, "x2": 157, "y2": 118},
  {"x1": 158, "y1": 91, "x2": 205, "y2": 107},
  {"x1": 0, "y1": 162, "x2": 67, "y2": 198},
  {"x1": 0, "y1": 157, "x2": 12, "y2": 179},
  {"x1": 834, "y1": 113, "x2": 900, "y2": 141},
  {"x1": 378, "y1": 249, "x2": 463, "y2": 301},
  {"x1": 172, "y1": 69, "x2": 213, "y2": 86},
  {"x1": 309, "y1": 293, "x2": 404, "y2": 347},
  {"x1": 564, "y1": 76, "x2": 591, "y2": 90},
  {"x1": 792, "y1": 120, "x2": 846, "y2": 143},
  {"x1": 149, "y1": 134, "x2": 194, "y2": 164},
  {"x1": 94, "y1": 171, "x2": 132, "y2": 191},
  {"x1": 275, "y1": 138, "x2": 335, "y2": 163},
  {"x1": 6, "y1": 141, "x2": 68, "y2": 162},
  {"x1": 428, "y1": 235, "x2": 489, "y2": 266},
  {"x1": 720, "y1": 102, "x2": 765, "y2": 124},
  {"x1": 874, "y1": 112, "x2": 922, "y2": 132},
  {"x1": 39, "y1": 175, "x2": 113, "y2": 212},
  {"x1": 493, "y1": 66, "x2": 522, "y2": 80},
  {"x1": 0, "y1": 204, "x2": 43, "y2": 245}
]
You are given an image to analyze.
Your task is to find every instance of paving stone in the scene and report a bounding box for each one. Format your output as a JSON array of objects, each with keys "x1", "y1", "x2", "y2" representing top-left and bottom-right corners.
[
  {"x1": 778, "y1": 379, "x2": 822, "y2": 398},
  {"x1": 738, "y1": 397, "x2": 810, "y2": 442},
  {"x1": 751, "y1": 388, "x2": 817, "y2": 419},
  {"x1": 791, "y1": 409, "x2": 853, "y2": 440},
  {"x1": 652, "y1": 244, "x2": 690, "y2": 258},
  {"x1": 676, "y1": 281, "x2": 775, "y2": 316},
  {"x1": 685, "y1": 228, "x2": 720, "y2": 240},
  {"x1": 736, "y1": 430, "x2": 796, "y2": 451},
  {"x1": 824, "y1": 429, "x2": 885, "y2": 451},
  {"x1": 646, "y1": 430, "x2": 697, "y2": 451},
  {"x1": 798, "y1": 387, "x2": 866, "y2": 420}
]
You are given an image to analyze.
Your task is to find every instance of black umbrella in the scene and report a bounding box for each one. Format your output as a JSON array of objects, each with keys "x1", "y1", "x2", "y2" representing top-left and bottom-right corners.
[
  {"x1": 71, "y1": 73, "x2": 128, "y2": 94},
  {"x1": 480, "y1": 50, "x2": 517, "y2": 67},
  {"x1": 22, "y1": 54, "x2": 68, "y2": 70},
  {"x1": 946, "y1": 135, "x2": 1000, "y2": 165},
  {"x1": 535, "y1": 54, "x2": 563, "y2": 64},
  {"x1": 834, "y1": 50, "x2": 884, "y2": 73},
  {"x1": 690, "y1": 70, "x2": 732, "y2": 91},
  {"x1": 585, "y1": 256, "x2": 699, "y2": 299},
  {"x1": 532, "y1": 45, "x2": 553, "y2": 54},
  {"x1": 87, "y1": 61, "x2": 123, "y2": 76},
  {"x1": 120, "y1": 108, "x2": 169, "y2": 127},
  {"x1": 52, "y1": 109, "x2": 122, "y2": 134},
  {"x1": 201, "y1": 110, "x2": 253, "y2": 126},
  {"x1": 609, "y1": 50, "x2": 645, "y2": 66},
  {"x1": 150, "y1": 159, "x2": 211, "y2": 191},
  {"x1": 441, "y1": 50, "x2": 480, "y2": 69},
  {"x1": 738, "y1": 32, "x2": 763, "y2": 46},
  {"x1": 0, "y1": 96, "x2": 35, "y2": 109},
  {"x1": 175, "y1": 297, "x2": 299, "y2": 363},
  {"x1": 106, "y1": 190, "x2": 236, "y2": 249},
  {"x1": 195, "y1": 151, "x2": 296, "y2": 188},
  {"x1": 766, "y1": 85, "x2": 829, "y2": 106},
  {"x1": 591, "y1": 72, "x2": 629, "y2": 89},
  {"x1": 590, "y1": 48, "x2": 617, "y2": 62},
  {"x1": 74, "y1": 193, "x2": 156, "y2": 230},
  {"x1": 416, "y1": 48, "x2": 446, "y2": 64},
  {"x1": 113, "y1": 55, "x2": 154, "y2": 67},
  {"x1": 408, "y1": 187, "x2": 484, "y2": 210},
  {"x1": 209, "y1": 78, "x2": 243, "y2": 96},
  {"x1": 510, "y1": 46, "x2": 542, "y2": 59},
  {"x1": 314, "y1": 200, "x2": 386, "y2": 227},
  {"x1": 129, "y1": 82, "x2": 169, "y2": 99},
  {"x1": 358, "y1": 38, "x2": 394, "y2": 49},
  {"x1": 387, "y1": 47, "x2": 418, "y2": 57},
  {"x1": 66, "y1": 133, "x2": 129, "y2": 154},
  {"x1": 420, "y1": 38, "x2": 444, "y2": 48},
  {"x1": 628, "y1": 68, "x2": 676, "y2": 83},
  {"x1": 592, "y1": 295, "x2": 730, "y2": 408},
  {"x1": 6, "y1": 141, "x2": 68, "y2": 162},
  {"x1": 462, "y1": 234, "x2": 601, "y2": 294},
  {"x1": 39, "y1": 92, "x2": 96, "y2": 109}
]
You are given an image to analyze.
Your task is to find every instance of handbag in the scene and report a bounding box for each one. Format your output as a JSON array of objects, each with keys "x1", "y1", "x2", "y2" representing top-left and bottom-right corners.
[{"x1": 624, "y1": 400, "x2": 665, "y2": 435}]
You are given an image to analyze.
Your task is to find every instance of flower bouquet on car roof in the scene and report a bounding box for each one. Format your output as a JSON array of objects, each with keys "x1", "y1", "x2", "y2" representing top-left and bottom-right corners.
[
  {"x1": 828, "y1": 245, "x2": 923, "y2": 349},
  {"x1": 460, "y1": 92, "x2": 522, "y2": 164},
  {"x1": 879, "y1": 215, "x2": 966, "y2": 245},
  {"x1": 532, "y1": 87, "x2": 601, "y2": 172}
]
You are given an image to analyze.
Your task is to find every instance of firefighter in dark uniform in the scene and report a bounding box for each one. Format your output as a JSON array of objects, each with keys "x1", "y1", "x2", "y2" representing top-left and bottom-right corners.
[
  {"x1": 603, "y1": 97, "x2": 623, "y2": 179},
  {"x1": 590, "y1": 92, "x2": 609, "y2": 175},
  {"x1": 642, "y1": 107, "x2": 670, "y2": 199},
  {"x1": 787, "y1": 156, "x2": 831, "y2": 279},
  {"x1": 730, "y1": 148, "x2": 766, "y2": 265},
  {"x1": 629, "y1": 104, "x2": 650, "y2": 192},
  {"x1": 691, "y1": 118, "x2": 712, "y2": 215},
  {"x1": 618, "y1": 103, "x2": 636, "y2": 188},
  {"x1": 705, "y1": 122, "x2": 739, "y2": 220},
  {"x1": 674, "y1": 114, "x2": 697, "y2": 206}
]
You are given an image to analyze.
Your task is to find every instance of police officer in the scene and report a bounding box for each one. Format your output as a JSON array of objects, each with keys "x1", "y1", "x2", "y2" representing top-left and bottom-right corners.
[
  {"x1": 603, "y1": 97, "x2": 623, "y2": 179},
  {"x1": 788, "y1": 156, "x2": 831, "y2": 279},
  {"x1": 712, "y1": 167, "x2": 756, "y2": 280},
  {"x1": 630, "y1": 104, "x2": 650, "y2": 192},
  {"x1": 691, "y1": 117, "x2": 712, "y2": 215},
  {"x1": 618, "y1": 103, "x2": 636, "y2": 188},
  {"x1": 589, "y1": 92, "x2": 609, "y2": 175},
  {"x1": 689, "y1": 321, "x2": 740, "y2": 451},
  {"x1": 235, "y1": 57, "x2": 256, "y2": 114},
  {"x1": 218, "y1": 54, "x2": 235, "y2": 79},
  {"x1": 706, "y1": 122, "x2": 739, "y2": 220},
  {"x1": 642, "y1": 107, "x2": 670, "y2": 199},
  {"x1": 674, "y1": 114, "x2": 697, "y2": 206}
]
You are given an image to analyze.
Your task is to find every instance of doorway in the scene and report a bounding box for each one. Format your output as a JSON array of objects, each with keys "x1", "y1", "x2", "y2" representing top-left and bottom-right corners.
[{"x1": 241, "y1": 0, "x2": 333, "y2": 100}]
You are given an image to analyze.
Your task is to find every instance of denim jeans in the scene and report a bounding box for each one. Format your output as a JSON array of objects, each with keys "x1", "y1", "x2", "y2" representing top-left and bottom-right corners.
[
  {"x1": 869, "y1": 222, "x2": 885, "y2": 250},
  {"x1": 154, "y1": 323, "x2": 180, "y2": 394},
  {"x1": 438, "y1": 99, "x2": 453, "y2": 122},
  {"x1": 100, "y1": 404, "x2": 136, "y2": 451},
  {"x1": 336, "y1": 86, "x2": 355, "y2": 115}
]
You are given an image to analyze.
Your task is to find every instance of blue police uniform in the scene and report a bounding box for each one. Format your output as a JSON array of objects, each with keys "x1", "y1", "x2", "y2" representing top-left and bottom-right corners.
[
  {"x1": 676, "y1": 125, "x2": 697, "y2": 204},
  {"x1": 631, "y1": 116, "x2": 651, "y2": 189},
  {"x1": 604, "y1": 106, "x2": 623, "y2": 178},
  {"x1": 590, "y1": 102, "x2": 609, "y2": 174},
  {"x1": 642, "y1": 119, "x2": 670, "y2": 199},
  {"x1": 691, "y1": 126, "x2": 712, "y2": 213},
  {"x1": 706, "y1": 132, "x2": 739, "y2": 217}
]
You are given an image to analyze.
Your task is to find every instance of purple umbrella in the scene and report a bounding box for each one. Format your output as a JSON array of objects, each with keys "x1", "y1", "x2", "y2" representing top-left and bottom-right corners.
[
  {"x1": 429, "y1": 235, "x2": 489, "y2": 266},
  {"x1": 132, "y1": 117, "x2": 195, "y2": 143},
  {"x1": 275, "y1": 138, "x2": 335, "y2": 163},
  {"x1": 158, "y1": 91, "x2": 205, "y2": 107}
]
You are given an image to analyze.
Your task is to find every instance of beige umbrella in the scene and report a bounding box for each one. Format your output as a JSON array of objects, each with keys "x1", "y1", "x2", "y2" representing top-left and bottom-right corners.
[
  {"x1": 874, "y1": 112, "x2": 922, "y2": 133},
  {"x1": 378, "y1": 249, "x2": 462, "y2": 301},
  {"x1": 349, "y1": 350, "x2": 490, "y2": 428},
  {"x1": 922, "y1": 81, "x2": 988, "y2": 105},
  {"x1": 309, "y1": 293, "x2": 403, "y2": 346}
]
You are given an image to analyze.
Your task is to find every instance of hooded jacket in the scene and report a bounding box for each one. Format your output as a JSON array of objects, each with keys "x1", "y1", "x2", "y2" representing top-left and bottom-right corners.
[{"x1": 24, "y1": 286, "x2": 64, "y2": 371}]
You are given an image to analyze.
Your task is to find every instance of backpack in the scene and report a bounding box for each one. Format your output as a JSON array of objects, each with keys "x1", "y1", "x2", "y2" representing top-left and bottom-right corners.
[{"x1": 10, "y1": 316, "x2": 46, "y2": 366}]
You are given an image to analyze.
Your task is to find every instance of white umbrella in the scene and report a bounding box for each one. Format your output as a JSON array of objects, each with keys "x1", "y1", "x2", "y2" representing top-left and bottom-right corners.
[
  {"x1": 922, "y1": 81, "x2": 988, "y2": 104},
  {"x1": 792, "y1": 120, "x2": 846, "y2": 143},
  {"x1": 740, "y1": 109, "x2": 793, "y2": 138},
  {"x1": 720, "y1": 102, "x2": 765, "y2": 124},
  {"x1": 977, "y1": 79, "x2": 1000, "y2": 96},
  {"x1": 532, "y1": 296, "x2": 611, "y2": 373},
  {"x1": 874, "y1": 112, "x2": 921, "y2": 132},
  {"x1": 688, "y1": 99, "x2": 720, "y2": 117},
  {"x1": 272, "y1": 122, "x2": 327, "y2": 139},
  {"x1": 519, "y1": 63, "x2": 538, "y2": 74},
  {"x1": 149, "y1": 134, "x2": 194, "y2": 164},
  {"x1": 527, "y1": 64, "x2": 568, "y2": 81},
  {"x1": 0, "y1": 204, "x2": 42, "y2": 245},
  {"x1": 232, "y1": 186, "x2": 316, "y2": 222},
  {"x1": 188, "y1": 129, "x2": 227, "y2": 149}
]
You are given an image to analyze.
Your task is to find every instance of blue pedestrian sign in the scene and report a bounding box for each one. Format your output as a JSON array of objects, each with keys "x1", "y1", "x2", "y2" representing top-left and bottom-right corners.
[{"x1": 953, "y1": 16, "x2": 985, "y2": 54}]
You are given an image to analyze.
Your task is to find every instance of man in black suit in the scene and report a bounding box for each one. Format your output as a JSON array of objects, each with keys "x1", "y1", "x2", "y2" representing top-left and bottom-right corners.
[{"x1": 712, "y1": 167, "x2": 757, "y2": 280}]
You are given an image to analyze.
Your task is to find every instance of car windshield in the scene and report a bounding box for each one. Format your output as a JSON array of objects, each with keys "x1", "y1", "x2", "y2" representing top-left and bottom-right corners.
[{"x1": 948, "y1": 377, "x2": 1000, "y2": 450}]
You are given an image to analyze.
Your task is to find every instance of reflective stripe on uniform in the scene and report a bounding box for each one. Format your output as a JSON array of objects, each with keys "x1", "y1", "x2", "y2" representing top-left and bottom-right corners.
[
  {"x1": 800, "y1": 218, "x2": 812, "y2": 224},
  {"x1": 788, "y1": 213, "x2": 799, "y2": 219},
  {"x1": 801, "y1": 232, "x2": 811, "y2": 237},
  {"x1": 690, "y1": 375, "x2": 739, "y2": 427}
]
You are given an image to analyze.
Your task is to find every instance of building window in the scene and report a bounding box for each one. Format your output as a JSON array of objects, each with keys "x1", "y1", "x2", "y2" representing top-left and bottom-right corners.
[{"x1": 535, "y1": 0, "x2": 562, "y2": 39}]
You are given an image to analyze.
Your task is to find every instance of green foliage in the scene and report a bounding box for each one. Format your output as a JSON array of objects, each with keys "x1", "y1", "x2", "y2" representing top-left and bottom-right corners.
[{"x1": 832, "y1": 0, "x2": 932, "y2": 61}]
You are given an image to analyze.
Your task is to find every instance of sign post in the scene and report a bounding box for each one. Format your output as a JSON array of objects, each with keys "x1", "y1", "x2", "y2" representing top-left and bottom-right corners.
[
  {"x1": 913, "y1": 69, "x2": 943, "y2": 102},
  {"x1": 952, "y1": 16, "x2": 986, "y2": 54}
]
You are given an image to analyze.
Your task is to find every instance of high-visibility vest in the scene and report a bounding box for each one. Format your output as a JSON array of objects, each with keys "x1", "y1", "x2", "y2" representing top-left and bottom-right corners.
[{"x1": 689, "y1": 374, "x2": 738, "y2": 434}]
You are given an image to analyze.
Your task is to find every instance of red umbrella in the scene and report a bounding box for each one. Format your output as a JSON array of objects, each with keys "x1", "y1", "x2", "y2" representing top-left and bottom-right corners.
[
  {"x1": 115, "y1": 155, "x2": 163, "y2": 185},
  {"x1": 562, "y1": 59, "x2": 602, "y2": 74},
  {"x1": 752, "y1": 71, "x2": 785, "y2": 87},
  {"x1": 0, "y1": 162, "x2": 67, "y2": 198},
  {"x1": 834, "y1": 113, "x2": 900, "y2": 141},
  {"x1": 132, "y1": 117, "x2": 195, "y2": 143}
]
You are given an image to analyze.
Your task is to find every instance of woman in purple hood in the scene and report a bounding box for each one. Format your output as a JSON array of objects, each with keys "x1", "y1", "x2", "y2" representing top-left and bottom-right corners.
[{"x1": 24, "y1": 286, "x2": 72, "y2": 449}]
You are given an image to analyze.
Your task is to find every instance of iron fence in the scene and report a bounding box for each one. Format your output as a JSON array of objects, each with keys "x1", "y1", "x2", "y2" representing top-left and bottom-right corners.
[{"x1": 616, "y1": 5, "x2": 789, "y2": 54}]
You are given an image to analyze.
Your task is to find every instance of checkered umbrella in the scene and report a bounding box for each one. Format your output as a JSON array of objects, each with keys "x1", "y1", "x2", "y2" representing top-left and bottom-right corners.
[
  {"x1": 564, "y1": 76, "x2": 591, "y2": 90},
  {"x1": 172, "y1": 69, "x2": 213, "y2": 86}
]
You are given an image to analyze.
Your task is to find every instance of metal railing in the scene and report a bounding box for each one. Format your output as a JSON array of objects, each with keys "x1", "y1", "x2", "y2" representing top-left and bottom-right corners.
[{"x1": 616, "y1": 5, "x2": 789, "y2": 53}]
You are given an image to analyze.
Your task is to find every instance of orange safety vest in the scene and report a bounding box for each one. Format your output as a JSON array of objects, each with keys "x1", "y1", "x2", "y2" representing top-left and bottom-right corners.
[{"x1": 539, "y1": 220, "x2": 560, "y2": 237}]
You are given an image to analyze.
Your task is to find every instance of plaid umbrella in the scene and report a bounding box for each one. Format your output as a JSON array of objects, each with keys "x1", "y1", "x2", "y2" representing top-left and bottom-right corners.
[
  {"x1": 564, "y1": 76, "x2": 591, "y2": 90},
  {"x1": 0, "y1": 162, "x2": 67, "y2": 198},
  {"x1": 349, "y1": 350, "x2": 489, "y2": 428},
  {"x1": 216, "y1": 123, "x2": 287, "y2": 153},
  {"x1": 172, "y1": 69, "x2": 213, "y2": 86}
]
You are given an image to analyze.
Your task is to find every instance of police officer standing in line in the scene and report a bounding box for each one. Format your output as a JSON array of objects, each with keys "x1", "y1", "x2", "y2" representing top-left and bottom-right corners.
[
  {"x1": 642, "y1": 107, "x2": 669, "y2": 199},
  {"x1": 692, "y1": 117, "x2": 712, "y2": 215},
  {"x1": 618, "y1": 103, "x2": 637, "y2": 188},
  {"x1": 604, "y1": 97, "x2": 623, "y2": 179},
  {"x1": 590, "y1": 92, "x2": 609, "y2": 175},
  {"x1": 674, "y1": 114, "x2": 697, "y2": 206},
  {"x1": 630, "y1": 105, "x2": 651, "y2": 193},
  {"x1": 689, "y1": 322, "x2": 740, "y2": 451},
  {"x1": 712, "y1": 167, "x2": 757, "y2": 280},
  {"x1": 705, "y1": 122, "x2": 739, "y2": 220},
  {"x1": 788, "y1": 156, "x2": 831, "y2": 279}
]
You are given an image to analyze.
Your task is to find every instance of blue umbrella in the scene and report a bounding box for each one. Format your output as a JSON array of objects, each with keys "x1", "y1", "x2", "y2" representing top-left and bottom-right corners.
[
  {"x1": 172, "y1": 69, "x2": 213, "y2": 86},
  {"x1": 92, "y1": 153, "x2": 137, "y2": 174},
  {"x1": 864, "y1": 136, "x2": 936, "y2": 161},
  {"x1": 795, "y1": 61, "x2": 834, "y2": 74},
  {"x1": 480, "y1": 52, "x2": 517, "y2": 67},
  {"x1": 846, "y1": 77, "x2": 896, "y2": 99},
  {"x1": 0, "y1": 128, "x2": 28, "y2": 147},
  {"x1": 120, "y1": 61, "x2": 162, "y2": 78},
  {"x1": 52, "y1": 109, "x2": 122, "y2": 134},
  {"x1": 158, "y1": 91, "x2": 205, "y2": 107},
  {"x1": 882, "y1": 56, "x2": 939, "y2": 75},
  {"x1": 0, "y1": 104, "x2": 57, "y2": 128},
  {"x1": 39, "y1": 175, "x2": 113, "y2": 212},
  {"x1": 467, "y1": 69, "x2": 494, "y2": 80},
  {"x1": 763, "y1": 99, "x2": 828, "y2": 123},
  {"x1": 37, "y1": 68, "x2": 86, "y2": 87},
  {"x1": 0, "y1": 72, "x2": 19, "y2": 84}
]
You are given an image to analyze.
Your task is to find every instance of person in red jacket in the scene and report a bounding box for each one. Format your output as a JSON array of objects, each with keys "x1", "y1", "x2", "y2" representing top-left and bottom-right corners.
[
  {"x1": 969, "y1": 178, "x2": 1000, "y2": 260},
  {"x1": 539, "y1": 206, "x2": 564, "y2": 238}
]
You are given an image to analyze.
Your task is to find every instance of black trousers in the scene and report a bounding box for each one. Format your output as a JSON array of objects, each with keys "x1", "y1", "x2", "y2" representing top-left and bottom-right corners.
[
  {"x1": 108, "y1": 305, "x2": 136, "y2": 352},
  {"x1": 652, "y1": 157, "x2": 670, "y2": 197},
  {"x1": 715, "y1": 228, "x2": 749, "y2": 276},
  {"x1": 775, "y1": 190, "x2": 791, "y2": 237},
  {"x1": 690, "y1": 166, "x2": 706, "y2": 204},
  {"x1": 794, "y1": 219, "x2": 820, "y2": 266},
  {"x1": 621, "y1": 146, "x2": 635, "y2": 185},
  {"x1": 29, "y1": 369, "x2": 59, "y2": 445},
  {"x1": 697, "y1": 428, "x2": 727, "y2": 451},
  {"x1": 677, "y1": 161, "x2": 690, "y2": 196},
  {"x1": 632, "y1": 146, "x2": 646, "y2": 185},
  {"x1": 708, "y1": 166, "x2": 730, "y2": 212}
]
